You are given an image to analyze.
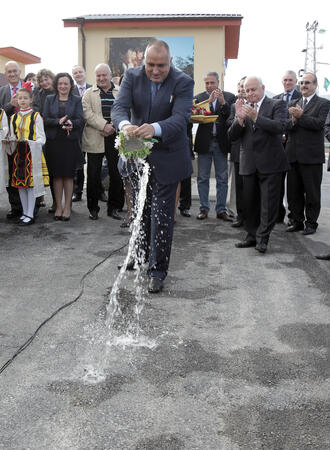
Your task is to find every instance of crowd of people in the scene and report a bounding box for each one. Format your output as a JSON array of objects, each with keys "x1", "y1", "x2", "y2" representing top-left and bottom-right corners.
[{"x1": 1, "y1": 41, "x2": 330, "y2": 291}]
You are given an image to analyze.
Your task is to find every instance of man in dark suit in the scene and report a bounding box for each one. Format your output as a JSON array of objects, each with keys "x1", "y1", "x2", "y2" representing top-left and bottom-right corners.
[
  {"x1": 228, "y1": 76, "x2": 288, "y2": 253},
  {"x1": 194, "y1": 72, "x2": 235, "y2": 221},
  {"x1": 71, "y1": 65, "x2": 92, "y2": 202},
  {"x1": 316, "y1": 110, "x2": 330, "y2": 260},
  {"x1": 0, "y1": 60, "x2": 22, "y2": 219},
  {"x1": 285, "y1": 72, "x2": 330, "y2": 235},
  {"x1": 112, "y1": 39, "x2": 194, "y2": 293},
  {"x1": 227, "y1": 77, "x2": 246, "y2": 227},
  {"x1": 273, "y1": 70, "x2": 302, "y2": 223}
]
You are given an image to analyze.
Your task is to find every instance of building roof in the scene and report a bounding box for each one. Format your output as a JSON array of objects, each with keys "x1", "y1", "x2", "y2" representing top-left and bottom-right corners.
[
  {"x1": 63, "y1": 13, "x2": 242, "y2": 59},
  {"x1": 0, "y1": 47, "x2": 41, "y2": 64},
  {"x1": 64, "y1": 13, "x2": 243, "y2": 23}
]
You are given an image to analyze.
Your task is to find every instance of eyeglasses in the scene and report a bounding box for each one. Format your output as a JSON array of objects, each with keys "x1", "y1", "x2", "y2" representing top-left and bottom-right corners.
[{"x1": 300, "y1": 80, "x2": 312, "y2": 85}]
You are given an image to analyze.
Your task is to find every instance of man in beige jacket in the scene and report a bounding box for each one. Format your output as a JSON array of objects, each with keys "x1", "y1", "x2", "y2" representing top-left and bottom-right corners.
[{"x1": 82, "y1": 63, "x2": 124, "y2": 220}]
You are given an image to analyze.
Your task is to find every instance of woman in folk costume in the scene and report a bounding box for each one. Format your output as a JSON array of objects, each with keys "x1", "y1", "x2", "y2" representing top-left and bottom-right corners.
[
  {"x1": 9, "y1": 82, "x2": 48, "y2": 226},
  {"x1": 0, "y1": 108, "x2": 9, "y2": 194}
]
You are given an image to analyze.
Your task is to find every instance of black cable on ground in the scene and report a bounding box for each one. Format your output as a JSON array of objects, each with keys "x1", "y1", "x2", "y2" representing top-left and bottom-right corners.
[{"x1": 0, "y1": 241, "x2": 128, "y2": 375}]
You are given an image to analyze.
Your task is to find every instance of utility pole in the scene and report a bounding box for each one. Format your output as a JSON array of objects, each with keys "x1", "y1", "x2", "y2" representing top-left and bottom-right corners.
[{"x1": 303, "y1": 21, "x2": 318, "y2": 74}]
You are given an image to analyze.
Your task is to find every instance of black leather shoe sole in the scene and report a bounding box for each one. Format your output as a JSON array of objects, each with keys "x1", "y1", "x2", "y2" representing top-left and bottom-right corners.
[
  {"x1": 180, "y1": 209, "x2": 191, "y2": 217},
  {"x1": 315, "y1": 253, "x2": 330, "y2": 260},
  {"x1": 302, "y1": 227, "x2": 316, "y2": 235},
  {"x1": 235, "y1": 240, "x2": 256, "y2": 248},
  {"x1": 286, "y1": 223, "x2": 304, "y2": 232}
]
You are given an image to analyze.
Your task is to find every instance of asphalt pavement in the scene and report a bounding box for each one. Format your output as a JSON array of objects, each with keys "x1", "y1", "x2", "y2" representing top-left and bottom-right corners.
[{"x1": 0, "y1": 170, "x2": 330, "y2": 449}]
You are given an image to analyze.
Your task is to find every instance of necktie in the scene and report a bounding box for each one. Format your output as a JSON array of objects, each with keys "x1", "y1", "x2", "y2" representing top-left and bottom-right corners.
[
  {"x1": 12, "y1": 86, "x2": 17, "y2": 96},
  {"x1": 151, "y1": 82, "x2": 160, "y2": 104},
  {"x1": 303, "y1": 98, "x2": 308, "y2": 109},
  {"x1": 79, "y1": 86, "x2": 85, "y2": 96},
  {"x1": 285, "y1": 93, "x2": 291, "y2": 104}
]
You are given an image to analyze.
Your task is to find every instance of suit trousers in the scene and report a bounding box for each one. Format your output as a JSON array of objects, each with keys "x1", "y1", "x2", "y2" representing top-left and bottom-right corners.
[
  {"x1": 234, "y1": 161, "x2": 244, "y2": 221},
  {"x1": 243, "y1": 171, "x2": 282, "y2": 241},
  {"x1": 287, "y1": 162, "x2": 322, "y2": 229},
  {"x1": 87, "y1": 134, "x2": 124, "y2": 213},
  {"x1": 139, "y1": 174, "x2": 178, "y2": 280},
  {"x1": 179, "y1": 176, "x2": 191, "y2": 211}
]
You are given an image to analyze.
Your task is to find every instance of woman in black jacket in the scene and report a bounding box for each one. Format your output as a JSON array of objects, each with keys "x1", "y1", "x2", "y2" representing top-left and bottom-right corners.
[{"x1": 43, "y1": 73, "x2": 84, "y2": 220}]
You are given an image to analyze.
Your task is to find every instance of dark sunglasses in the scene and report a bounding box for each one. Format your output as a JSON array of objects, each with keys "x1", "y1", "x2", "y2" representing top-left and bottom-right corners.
[{"x1": 300, "y1": 80, "x2": 312, "y2": 85}]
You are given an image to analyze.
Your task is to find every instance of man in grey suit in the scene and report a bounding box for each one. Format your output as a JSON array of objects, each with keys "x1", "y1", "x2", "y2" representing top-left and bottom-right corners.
[
  {"x1": 0, "y1": 60, "x2": 22, "y2": 219},
  {"x1": 112, "y1": 40, "x2": 194, "y2": 293},
  {"x1": 228, "y1": 76, "x2": 288, "y2": 253}
]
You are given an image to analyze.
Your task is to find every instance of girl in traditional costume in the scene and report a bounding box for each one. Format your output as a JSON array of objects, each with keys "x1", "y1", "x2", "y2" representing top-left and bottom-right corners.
[
  {"x1": 0, "y1": 108, "x2": 9, "y2": 194},
  {"x1": 9, "y1": 83, "x2": 48, "y2": 225}
]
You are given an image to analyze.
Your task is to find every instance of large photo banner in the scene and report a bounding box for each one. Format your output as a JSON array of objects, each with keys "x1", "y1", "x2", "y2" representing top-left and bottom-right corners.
[{"x1": 109, "y1": 36, "x2": 194, "y2": 80}]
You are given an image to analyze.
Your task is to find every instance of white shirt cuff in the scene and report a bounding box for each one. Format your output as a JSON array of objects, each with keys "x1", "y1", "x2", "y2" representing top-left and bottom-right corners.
[
  {"x1": 119, "y1": 120, "x2": 131, "y2": 130},
  {"x1": 152, "y1": 122, "x2": 162, "y2": 137}
]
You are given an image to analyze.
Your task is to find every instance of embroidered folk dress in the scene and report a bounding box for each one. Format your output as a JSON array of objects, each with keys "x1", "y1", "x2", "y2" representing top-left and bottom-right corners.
[
  {"x1": 10, "y1": 108, "x2": 48, "y2": 196},
  {"x1": 0, "y1": 109, "x2": 9, "y2": 193}
]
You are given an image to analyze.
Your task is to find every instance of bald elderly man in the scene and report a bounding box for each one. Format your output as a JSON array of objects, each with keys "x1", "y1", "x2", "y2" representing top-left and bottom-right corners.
[{"x1": 0, "y1": 61, "x2": 23, "y2": 219}]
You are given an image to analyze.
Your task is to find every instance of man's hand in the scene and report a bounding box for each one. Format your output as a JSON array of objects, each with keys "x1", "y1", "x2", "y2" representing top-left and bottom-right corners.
[
  {"x1": 243, "y1": 103, "x2": 258, "y2": 121},
  {"x1": 122, "y1": 124, "x2": 139, "y2": 137},
  {"x1": 134, "y1": 123, "x2": 155, "y2": 139},
  {"x1": 10, "y1": 94, "x2": 18, "y2": 108},
  {"x1": 101, "y1": 123, "x2": 116, "y2": 137},
  {"x1": 235, "y1": 98, "x2": 246, "y2": 125},
  {"x1": 209, "y1": 88, "x2": 225, "y2": 105},
  {"x1": 288, "y1": 105, "x2": 303, "y2": 120}
]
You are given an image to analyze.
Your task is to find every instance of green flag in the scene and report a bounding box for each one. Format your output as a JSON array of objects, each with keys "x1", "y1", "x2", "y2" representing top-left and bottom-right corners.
[{"x1": 324, "y1": 77, "x2": 330, "y2": 91}]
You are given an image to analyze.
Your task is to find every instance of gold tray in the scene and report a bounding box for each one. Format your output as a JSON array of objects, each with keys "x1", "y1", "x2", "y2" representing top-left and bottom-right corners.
[{"x1": 190, "y1": 115, "x2": 218, "y2": 124}]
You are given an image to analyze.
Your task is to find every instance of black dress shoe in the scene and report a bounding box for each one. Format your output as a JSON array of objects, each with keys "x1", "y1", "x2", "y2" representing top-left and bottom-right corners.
[
  {"x1": 255, "y1": 241, "x2": 268, "y2": 253},
  {"x1": 180, "y1": 209, "x2": 191, "y2": 218},
  {"x1": 315, "y1": 253, "x2": 330, "y2": 260},
  {"x1": 6, "y1": 210, "x2": 22, "y2": 220},
  {"x1": 89, "y1": 210, "x2": 99, "y2": 220},
  {"x1": 148, "y1": 277, "x2": 164, "y2": 293},
  {"x1": 108, "y1": 209, "x2": 123, "y2": 220},
  {"x1": 62, "y1": 216, "x2": 70, "y2": 222},
  {"x1": 72, "y1": 193, "x2": 82, "y2": 202},
  {"x1": 286, "y1": 222, "x2": 304, "y2": 232},
  {"x1": 118, "y1": 258, "x2": 136, "y2": 271},
  {"x1": 231, "y1": 218, "x2": 243, "y2": 228},
  {"x1": 99, "y1": 192, "x2": 108, "y2": 202},
  {"x1": 197, "y1": 210, "x2": 208, "y2": 220},
  {"x1": 54, "y1": 215, "x2": 62, "y2": 221},
  {"x1": 216, "y1": 212, "x2": 233, "y2": 222},
  {"x1": 235, "y1": 234, "x2": 256, "y2": 248},
  {"x1": 302, "y1": 227, "x2": 316, "y2": 235}
]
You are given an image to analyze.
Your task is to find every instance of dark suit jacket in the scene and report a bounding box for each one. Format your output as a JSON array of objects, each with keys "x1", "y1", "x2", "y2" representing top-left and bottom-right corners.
[
  {"x1": 285, "y1": 95, "x2": 330, "y2": 164},
  {"x1": 273, "y1": 89, "x2": 301, "y2": 102},
  {"x1": 0, "y1": 85, "x2": 14, "y2": 117},
  {"x1": 325, "y1": 109, "x2": 330, "y2": 143},
  {"x1": 43, "y1": 93, "x2": 84, "y2": 141},
  {"x1": 228, "y1": 96, "x2": 288, "y2": 175},
  {"x1": 194, "y1": 90, "x2": 235, "y2": 155},
  {"x1": 111, "y1": 65, "x2": 194, "y2": 185},
  {"x1": 227, "y1": 102, "x2": 241, "y2": 163},
  {"x1": 73, "y1": 83, "x2": 92, "y2": 97}
]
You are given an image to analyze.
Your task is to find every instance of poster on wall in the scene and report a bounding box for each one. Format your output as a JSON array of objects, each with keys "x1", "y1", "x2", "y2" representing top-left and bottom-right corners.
[{"x1": 108, "y1": 36, "x2": 194, "y2": 81}]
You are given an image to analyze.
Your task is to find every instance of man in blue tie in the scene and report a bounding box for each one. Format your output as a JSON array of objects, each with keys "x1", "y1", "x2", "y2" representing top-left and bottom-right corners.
[
  {"x1": 273, "y1": 70, "x2": 302, "y2": 224},
  {"x1": 112, "y1": 40, "x2": 194, "y2": 293}
]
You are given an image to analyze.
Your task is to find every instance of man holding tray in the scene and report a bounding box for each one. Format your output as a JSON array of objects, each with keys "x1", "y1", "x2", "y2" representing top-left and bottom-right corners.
[
  {"x1": 194, "y1": 72, "x2": 235, "y2": 221},
  {"x1": 112, "y1": 39, "x2": 194, "y2": 293}
]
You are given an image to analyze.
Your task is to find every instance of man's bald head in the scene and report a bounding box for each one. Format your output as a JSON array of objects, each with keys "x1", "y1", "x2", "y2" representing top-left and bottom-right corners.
[{"x1": 5, "y1": 61, "x2": 21, "y2": 86}]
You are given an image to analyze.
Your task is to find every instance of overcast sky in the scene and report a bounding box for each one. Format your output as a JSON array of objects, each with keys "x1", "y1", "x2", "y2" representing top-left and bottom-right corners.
[{"x1": 2, "y1": 0, "x2": 330, "y2": 96}]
